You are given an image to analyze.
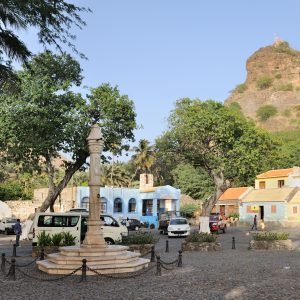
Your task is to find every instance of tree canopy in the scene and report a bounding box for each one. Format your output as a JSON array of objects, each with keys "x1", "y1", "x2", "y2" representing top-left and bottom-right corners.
[
  {"x1": 0, "y1": 0, "x2": 89, "y2": 87},
  {"x1": 0, "y1": 51, "x2": 137, "y2": 212},
  {"x1": 162, "y1": 98, "x2": 278, "y2": 215}
]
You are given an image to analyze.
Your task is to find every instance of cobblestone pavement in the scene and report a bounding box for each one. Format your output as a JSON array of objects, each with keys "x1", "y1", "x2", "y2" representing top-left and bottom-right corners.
[{"x1": 0, "y1": 226, "x2": 300, "y2": 300}]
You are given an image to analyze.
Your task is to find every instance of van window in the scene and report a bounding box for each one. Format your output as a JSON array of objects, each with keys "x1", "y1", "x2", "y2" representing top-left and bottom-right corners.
[{"x1": 37, "y1": 215, "x2": 80, "y2": 227}]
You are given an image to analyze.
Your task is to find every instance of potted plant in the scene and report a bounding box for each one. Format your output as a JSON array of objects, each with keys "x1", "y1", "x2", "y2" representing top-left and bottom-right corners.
[
  {"x1": 249, "y1": 232, "x2": 293, "y2": 250},
  {"x1": 182, "y1": 231, "x2": 221, "y2": 251}
]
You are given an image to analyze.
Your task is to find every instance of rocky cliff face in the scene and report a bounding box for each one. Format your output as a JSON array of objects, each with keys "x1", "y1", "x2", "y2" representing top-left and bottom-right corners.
[{"x1": 225, "y1": 41, "x2": 300, "y2": 131}]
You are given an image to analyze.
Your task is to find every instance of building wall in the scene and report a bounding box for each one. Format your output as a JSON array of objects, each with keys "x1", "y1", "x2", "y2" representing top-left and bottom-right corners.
[
  {"x1": 239, "y1": 201, "x2": 286, "y2": 222},
  {"x1": 255, "y1": 176, "x2": 288, "y2": 189}
]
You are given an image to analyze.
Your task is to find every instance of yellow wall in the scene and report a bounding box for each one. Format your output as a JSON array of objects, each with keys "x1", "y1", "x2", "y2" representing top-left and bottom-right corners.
[{"x1": 255, "y1": 176, "x2": 287, "y2": 189}]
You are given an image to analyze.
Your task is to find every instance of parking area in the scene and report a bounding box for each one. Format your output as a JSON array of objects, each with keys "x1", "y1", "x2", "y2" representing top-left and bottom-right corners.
[{"x1": 0, "y1": 226, "x2": 300, "y2": 299}]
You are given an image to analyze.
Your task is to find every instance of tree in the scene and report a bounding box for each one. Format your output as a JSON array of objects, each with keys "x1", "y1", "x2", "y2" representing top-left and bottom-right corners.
[
  {"x1": 130, "y1": 139, "x2": 156, "y2": 181},
  {"x1": 165, "y1": 98, "x2": 278, "y2": 215},
  {"x1": 100, "y1": 163, "x2": 131, "y2": 188},
  {"x1": 0, "y1": 0, "x2": 89, "y2": 87},
  {"x1": 0, "y1": 51, "x2": 137, "y2": 212}
]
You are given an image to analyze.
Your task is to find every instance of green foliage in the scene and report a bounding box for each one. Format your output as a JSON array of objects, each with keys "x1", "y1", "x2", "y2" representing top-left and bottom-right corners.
[
  {"x1": 120, "y1": 232, "x2": 158, "y2": 245},
  {"x1": 253, "y1": 232, "x2": 289, "y2": 241},
  {"x1": 228, "y1": 102, "x2": 242, "y2": 111},
  {"x1": 256, "y1": 76, "x2": 273, "y2": 90},
  {"x1": 180, "y1": 203, "x2": 199, "y2": 218},
  {"x1": 185, "y1": 232, "x2": 217, "y2": 243},
  {"x1": 273, "y1": 41, "x2": 298, "y2": 56},
  {"x1": 256, "y1": 105, "x2": 278, "y2": 122},
  {"x1": 171, "y1": 163, "x2": 214, "y2": 200},
  {"x1": 234, "y1": 84, "x2": 247, "y2": 93},
  {"x1": 51, "y1": 233, "x2": 64, "y2": 247},
  {"x1": 276, "y1": 83, "x2": 293, "y2": 91},
  {"x1": 62, "y1": 232, "x2": 76, "y2": 246},
  {"x1": 37, "y1": 231, "x2": 52, "y2": 247},
  {"x1": 228, "y1": 213, "x2": 239, "y2": 219},
  {"x1": 0, "y1": 182, "x2": 31, "y2": 201}
]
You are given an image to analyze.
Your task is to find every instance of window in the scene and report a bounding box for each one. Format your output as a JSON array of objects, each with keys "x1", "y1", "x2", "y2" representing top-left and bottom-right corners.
[
  {"x1": 293, "y1": 206, "x2": 298, "y2": 214},
  {"x1": 271, "y1": 205, "x2": 277, "y2": 213},
  {"x1": 278, "y1": 180, "x2": 284, "y2": 188},
  {"x1": 259, "y1": 181, "x2": 266, "y2": 189},
  {"x1": 142, "y1": 199, "x2": 153, "y2": 216},
  {"x1": 100, "y1": 197, "x2": 107, "y2": 213},
  {"x1": 114, "y1": 198, "x2": 122, "y2": 213},
  {"x1": 128, "y1": 198, "x2": 136, "y2": 213},
  {"x1": 81, "y1": 197, "x2": 89, "y2": 210}
]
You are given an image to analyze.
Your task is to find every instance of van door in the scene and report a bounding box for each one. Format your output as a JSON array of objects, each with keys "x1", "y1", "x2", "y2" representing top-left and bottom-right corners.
[{"x1": 101, "y1": 215, "x2": 127, "y2": 244}]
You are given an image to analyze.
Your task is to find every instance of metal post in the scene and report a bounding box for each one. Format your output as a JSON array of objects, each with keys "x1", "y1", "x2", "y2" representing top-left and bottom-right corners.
[
  {"x1": 1, "y1": 253, "x2": 5, "y2": 274},
  {"x1": 150, "y1": 246, "x2": 155, "y2": 262},
  {"x1": 232, "y1": 237, "x2": 236, "y2": 250},
  {"x1": 7, "y1": 258, "x2": 16, "y2": 281},
  {"x1": 81, "y1": 259, "x2": 87, "y2": 282},
  {"x1": 40, "y1": 248, "x2": 45, "y2": 260},
  {"x1": 156, "y1": 256, "x2": 161, "y2": 276},
  {"x1": 165, "y1": 240, "x2": 169, "y2": 253},
  {"x1": 177, "y1": 250, "x2": 182, "y2": 267},
  {"x1": 12, "y1": 244, "x2": 16, "y2": 257}
]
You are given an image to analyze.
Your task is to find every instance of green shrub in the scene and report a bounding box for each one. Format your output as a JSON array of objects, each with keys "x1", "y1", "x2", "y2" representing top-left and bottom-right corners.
[
  {"x1": 256, "y1": 76, "x2": 273, "y2": 90},
  {"x1": 0, "y1": 182, "x2": 31, "y2": 201},
  {"x1": 274, "y1": 73, "x2": 282, "y2": 79},
  {"x1": 180, "y1": 203, "x2": 198, "y2": 218},
  {"x1": 273, "y1": 41, "x2": 297, "y2": 56},
  {"x1": 228, "y1": 213, "x2": 239, "y2": 219},
  {"x1": 253, "y1": 232, "x2": 289, "y2": 241},
  {"x1": 37, "y1": 231, "x2": 52, "y2": 247},
  {"x1": 276, "y1": 83, "x2": 293, "y2": 91},
  {"x1": 185, "y1": 232, "x2": 217, "y2": 243},
  {"x1": 120, "y1": 232, "x2": 158, "y2": 245},
  {"x1": 234, "y1": 84, "x2": 247, "y2": 94},
  {"x1": 229, "y1": 102, "x2": 242, "y2": 111},
  {"x1": 62, "y1": 232, "x2": 76, "y2": 246},
  {"x1": 256, "y1": 105, "x2": 278, "y2": 122},
  {"x1": 51, "y1": 233, "x2": 64, "y2": 246}
]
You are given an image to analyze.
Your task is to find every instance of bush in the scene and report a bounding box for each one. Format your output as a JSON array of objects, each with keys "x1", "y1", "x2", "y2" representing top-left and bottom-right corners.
[
  {"x1": 51, "y1": 233, "x2": 64, "y2": 246},
  {"x1": 0, "y1": 182, "x2": 31, "y2": 201},
  {"x1": 180, "y1": 203, "x2": 198, "y2": 218},
  {"x1": 185, "y1": 232, "x2": 217, "y2": 243},
  {"x1": 228, "y1": 213, "x2": 239, "y2": 219},
  {"x1": 274, "y1": 73, "x2": 282, "y2": 79},
  {"x1": 62, "y1": 232, "x2": 76, "y2": 246},
  {"x1": 273, "y1": 41, "x2": 297, "y2": 56},
  {"x1": 256, "y1": 76, "x2": 273, "y2": 90},
  {"x1": 234, "y1": 84, "x2": 247, "y2": 93},
  {"x1": 256, "y1": 105, "x2": 278, "y2": 122},
  {"x1": 229, "y1": 102, "x2": 242, "y2": 111},
  {"x1": 253, "y1": 232, "x2": 289, "y2": 241},
  {"x1": 37, "y1": 231, "x2": 52, "y2": 247},
  {"x1": 120, "y1": 232, "x2": 158, "y2": 245}
]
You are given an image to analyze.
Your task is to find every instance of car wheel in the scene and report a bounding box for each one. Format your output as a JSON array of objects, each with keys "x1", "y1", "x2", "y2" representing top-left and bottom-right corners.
[
  {"x1": 150, "y1": 224, "x2": 155, "y2": 229},
  {"x1": 104, "y1": 238, "x2": 115, "y2": 245}
]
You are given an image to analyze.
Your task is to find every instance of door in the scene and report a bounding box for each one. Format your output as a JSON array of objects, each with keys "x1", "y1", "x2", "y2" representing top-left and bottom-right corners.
[
  {"x1": 220, "y1": 205, "x2": 225, "y2": 216},
  {"x1": 259, "y1": 206, "x2": 264, "y2": 221}
]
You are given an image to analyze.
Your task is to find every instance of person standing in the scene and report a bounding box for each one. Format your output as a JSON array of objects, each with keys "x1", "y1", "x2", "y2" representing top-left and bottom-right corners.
[
  {"x1": 14, "y1": 219, "x2": 22, "y2": 247},
  {"x1": 251, "y1": 215, "x2": 257, "y2": 231}
]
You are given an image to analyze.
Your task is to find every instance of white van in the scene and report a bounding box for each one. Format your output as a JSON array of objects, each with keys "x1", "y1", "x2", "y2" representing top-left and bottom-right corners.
[{"x1": 31, "y1": 212, "x2": 128, "y2": 246}]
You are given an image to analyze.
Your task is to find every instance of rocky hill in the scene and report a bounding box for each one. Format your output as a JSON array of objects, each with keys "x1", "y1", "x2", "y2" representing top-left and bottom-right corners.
[{"x1": 225, "y1": 41, "x2": 300, "y2": 132}]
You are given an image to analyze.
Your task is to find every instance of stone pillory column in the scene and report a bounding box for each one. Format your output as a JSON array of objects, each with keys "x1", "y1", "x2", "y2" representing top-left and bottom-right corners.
[{"x1": 82, "y1": 124, "x2": 106, "y2": 247}]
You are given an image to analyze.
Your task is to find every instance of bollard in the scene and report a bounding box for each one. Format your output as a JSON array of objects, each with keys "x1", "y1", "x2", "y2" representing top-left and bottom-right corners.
[
  {"x1": 40, "y1": 248, "x2": 45, "y2": 260},
  {"x1": 12, "y1": 244, "x2": 17, "y2": 257},
  {"x1": 1, "y1": 253, "x2": 5, "y2": 274},
  {"x1": 232, "y1": 237, "x2": 236, "y2": 250},
  {"x1": 177, "y1": 250, "x2": 182, "y2": 267},
  {"x1": 80, "y1": 259, "x2": 87, "y2": 282},
  {"x1": 150, "y1": 246, "x2": 155, "y2": 262},
  {"x1": 165, "y1": 240, "x2": 169, "y2": 253},
  {"x1": 156, "y1": 256, "x2": 161, "y2": 276},
  {"x1": 7, "y1": 258, "x2": 16, "y2": 281}
]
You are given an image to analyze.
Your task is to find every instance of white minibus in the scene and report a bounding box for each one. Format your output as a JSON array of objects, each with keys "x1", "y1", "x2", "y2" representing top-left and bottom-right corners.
[{"x1": 31, "y1": 212, "x2": 128, "y2": 246}]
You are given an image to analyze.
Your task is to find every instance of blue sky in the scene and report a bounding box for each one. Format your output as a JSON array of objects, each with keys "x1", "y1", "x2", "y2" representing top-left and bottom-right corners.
[{"x1": 19, "y1": 0, "x2": 300, "y2": 157}]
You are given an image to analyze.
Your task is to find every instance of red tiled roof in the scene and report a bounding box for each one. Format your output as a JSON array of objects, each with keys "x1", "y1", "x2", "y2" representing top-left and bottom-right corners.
[
  {"x1": 256, "y1": 168, "x2": 293, "y2": 179},
  {"x1": 218, "y1": 187, "x2": 249, "y2": 200}
]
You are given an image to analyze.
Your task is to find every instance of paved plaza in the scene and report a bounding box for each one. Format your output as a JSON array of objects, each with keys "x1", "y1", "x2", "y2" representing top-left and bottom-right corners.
[{"x1": 0, "y1": 225, "x2": 300, "y2": 300}]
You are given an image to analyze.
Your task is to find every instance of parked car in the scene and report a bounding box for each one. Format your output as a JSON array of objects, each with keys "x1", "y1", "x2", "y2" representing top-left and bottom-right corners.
[
  {"x1": 121, "y1": 218, "x2": 143, "y2": 231},
  {"x1": 209, "y1": 215, "x2": 226, "y2": 233},
  {"x1": 159, "y1": 211, "x2": 181, "y2": 234},
  {"x1": 0, "y1": 217, "x2": 18, "y2": 235},
  {"x1": 167, "y1": 217, "x2": 191, "y2": 237}
]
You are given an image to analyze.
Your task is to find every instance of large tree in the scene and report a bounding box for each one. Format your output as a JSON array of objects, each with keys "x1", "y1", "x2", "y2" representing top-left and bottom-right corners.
[
  {"x1": 0, "y1": 51, "x2": 137, "y2": 212},
  {"x1": 0, "y1": 0, "x2": 89, "y2": 87},
  {"x1": 163, "y1": 98, "x2": 278, "y2": 215}
]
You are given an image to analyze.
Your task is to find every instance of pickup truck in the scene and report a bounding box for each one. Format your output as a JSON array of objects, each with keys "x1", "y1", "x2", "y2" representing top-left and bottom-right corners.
[{"x1": 0, "y1": 217, "x2": 17, "y2": 235}]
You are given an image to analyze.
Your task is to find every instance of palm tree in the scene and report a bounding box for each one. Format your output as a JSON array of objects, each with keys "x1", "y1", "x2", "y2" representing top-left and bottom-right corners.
[
  {"x1": 131, "y1": 139, "x2": 156, "y2": 182},
  {"x1": 100, "y1": 164, "x2": 131, "y2": 188}
]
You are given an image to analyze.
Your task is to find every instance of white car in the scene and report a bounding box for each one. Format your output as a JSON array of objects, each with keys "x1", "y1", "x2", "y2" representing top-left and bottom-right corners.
[
  {"x1": 167, "y1": 217, "x2": 191, "y2": 237},
  {"x1": 0, "y1": 217, "x2": 17, "y2": 235}
]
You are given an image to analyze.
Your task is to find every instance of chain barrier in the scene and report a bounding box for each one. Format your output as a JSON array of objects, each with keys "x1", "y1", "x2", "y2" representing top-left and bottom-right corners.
[
  {"x1": 159, "y1": 257, "x2": 178, "y2": 265},
  {"x1": 15, "y1": 266, "x2": 82, "y2": 282},
  {"x1": 86, "y1": 263, "x2": 156, "y2": 280},
  {"x1": 14, "y1": 256, "x2": 39, "y2": 268}
]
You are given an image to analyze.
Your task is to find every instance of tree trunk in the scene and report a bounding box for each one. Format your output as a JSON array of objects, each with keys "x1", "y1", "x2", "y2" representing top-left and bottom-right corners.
[
  {"x1": 28, "y1": 150, "x2": 88, "y2": 219},
  {"x1": 201, "y1": 171, "x2": 230, "y2": 216}
]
